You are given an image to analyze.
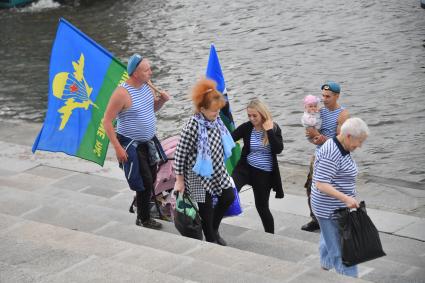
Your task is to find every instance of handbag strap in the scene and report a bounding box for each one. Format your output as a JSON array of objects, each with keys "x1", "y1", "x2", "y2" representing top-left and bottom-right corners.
[
  {"x1": 182, "y1": 191, "x2": 200, "y2": 214},
  {"x1": 176, "y1": 191, "x2": 200, "y2": 215}
]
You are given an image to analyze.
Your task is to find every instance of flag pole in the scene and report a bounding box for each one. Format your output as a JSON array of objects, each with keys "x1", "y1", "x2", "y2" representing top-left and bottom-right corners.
[{"x1": 147, "y1": 80, "x2": 162, "y2": 97}]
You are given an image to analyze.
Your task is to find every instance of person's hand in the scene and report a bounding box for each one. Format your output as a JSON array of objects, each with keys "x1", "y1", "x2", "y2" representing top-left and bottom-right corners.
[
  {"x1": 174, "y1": 178, "x2": 185, "y2": 193},
  {"x1": 306, "y1": 127, "x2": 320, "y2": 138},
  {"x1": 115, "y1": 146, "x2": 128, "y2": 163},
  {"x1": 312, "y1": 134, "x2": 327, "y2": 145},
  {"x1": 312, "y1": 135, "x2": 321, "y2": 145},
  {"x1": 159, "y1": 91, "x2": 170, "y2": 102},
  {"x1": 263, "y1": 119, "x2": 273, "y2": 131},
  {"x1": 344, "y1": 196, "x2": 360, "y2": 209}
]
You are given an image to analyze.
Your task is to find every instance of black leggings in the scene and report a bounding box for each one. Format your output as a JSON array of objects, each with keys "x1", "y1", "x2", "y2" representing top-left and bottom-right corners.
[
  {"x1": 198, "y1": 188, "x2": 235, "y2": 242},
  {"x1": 251, "y1": 166, "x2": 274, "y2": 233},
  {"x1": 233, "y1": 164, "x2": 274, "y2": 233}
]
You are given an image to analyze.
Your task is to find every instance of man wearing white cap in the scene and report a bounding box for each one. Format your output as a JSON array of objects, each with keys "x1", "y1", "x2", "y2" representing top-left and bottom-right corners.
[
  {"x1": 104, "y1": 54, "x2": 170, "y2": 229},
  {"x1": 301, "y1": 81, "x2": 349, "y2": 232}
]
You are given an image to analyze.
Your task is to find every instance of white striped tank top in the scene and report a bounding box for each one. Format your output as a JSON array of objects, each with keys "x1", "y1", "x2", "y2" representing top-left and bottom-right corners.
[
  {"x1": 116, "y1": 82, "x2": 156, "y2": 142},
  {"x1": 316, "y1": 106, "x2": 344, "y2": 153},
  {"x1": 247, "y1": 129, "x2": 273, "y2": 172},
  {"x1": 319, "y1": 106, "x2": 344, "y2": 139}
]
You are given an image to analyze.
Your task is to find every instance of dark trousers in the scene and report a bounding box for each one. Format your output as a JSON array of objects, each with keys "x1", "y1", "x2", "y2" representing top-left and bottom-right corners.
[
  {"x1": 135, "y1": 144, "x2": 157, "y2": 222},
  {"x1": 304, "y1": 155, "x2": 317, "y2": 222},
  {"x1": 233, "y1": 164, "x2": 274, "y2": 233},
  {"x1": 198, "y1": 188, "x2": 235, "y2": 242},
  {"x1": 251, "y1": 166, "x2": 274, "y2": 233}
]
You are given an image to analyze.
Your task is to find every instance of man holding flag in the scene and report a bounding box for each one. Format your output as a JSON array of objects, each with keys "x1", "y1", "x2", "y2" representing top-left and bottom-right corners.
[
  {"x1": 32, "y1": 19, "x2": 170, "y2": 229},
  {"x1": 103, "y1": 53, "x2": 170, "y2": 229}
]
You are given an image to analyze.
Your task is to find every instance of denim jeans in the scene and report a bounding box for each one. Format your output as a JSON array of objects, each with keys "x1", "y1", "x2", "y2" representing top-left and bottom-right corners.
[{"x1": 316, "y1": 216, "x2": 358, "y2": 277}]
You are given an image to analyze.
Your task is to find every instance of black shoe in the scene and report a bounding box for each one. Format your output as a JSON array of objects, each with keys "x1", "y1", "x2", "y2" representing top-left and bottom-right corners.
[
  {"x1": 136, "y1": 218, "x2": 162, "y2": 230},
  {"x1": 214, "y1": 231, "x2": 227, "y2": 246},
  {"x1": 301, "y1": 220, "x2": 320, "y2": 232}
]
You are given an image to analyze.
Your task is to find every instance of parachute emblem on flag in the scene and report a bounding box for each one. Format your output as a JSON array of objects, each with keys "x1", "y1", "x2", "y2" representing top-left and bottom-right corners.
[{"x1": 52, "y1": 53, "x2": 98, "y2": 130}]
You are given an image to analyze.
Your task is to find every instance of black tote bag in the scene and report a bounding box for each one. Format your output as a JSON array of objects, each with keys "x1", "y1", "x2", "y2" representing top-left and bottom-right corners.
[
  {"x1": 174, "y1": 192, "x2": 203, "y2": 240},
  {"x1": 335, "y1": 201, "x2": 386, "y2": 266}
]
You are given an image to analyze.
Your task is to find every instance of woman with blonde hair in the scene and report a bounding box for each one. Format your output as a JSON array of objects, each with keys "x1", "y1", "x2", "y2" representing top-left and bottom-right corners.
[
  {"x1": 231, "y1": 98, "x2": 284, "y2": 233},
  {"x1": 174, "y1": 78, "x2": 236, "y2": 245}
]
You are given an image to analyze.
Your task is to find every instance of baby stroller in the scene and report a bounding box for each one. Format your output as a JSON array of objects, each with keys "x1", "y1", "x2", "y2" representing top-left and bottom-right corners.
[{"x1": 129, "y1": 135, "x2": 179, "y2": 221}]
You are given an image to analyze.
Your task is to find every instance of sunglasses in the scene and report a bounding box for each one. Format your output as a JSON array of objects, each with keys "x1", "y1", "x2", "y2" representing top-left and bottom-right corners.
[{"x1": 322, "y1": 84, "x2": 340, "y2": 93}]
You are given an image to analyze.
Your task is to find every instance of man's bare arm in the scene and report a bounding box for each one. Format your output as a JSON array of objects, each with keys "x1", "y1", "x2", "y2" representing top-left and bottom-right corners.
[
  {"x1": 336, "y1": 109, "x2": 350, "y2": 135},
  {"x1": 153, "y1": 91, "x2": 170, "y2": 112},
  {"x1": 103, "y1": 87, "x2": 130, "y2": 162}
]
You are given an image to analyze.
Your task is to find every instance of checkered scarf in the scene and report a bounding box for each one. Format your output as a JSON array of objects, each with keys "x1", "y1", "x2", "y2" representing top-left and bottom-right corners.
[{"x1": 192, "y1": 113, "x2": 235, "y2": 178}]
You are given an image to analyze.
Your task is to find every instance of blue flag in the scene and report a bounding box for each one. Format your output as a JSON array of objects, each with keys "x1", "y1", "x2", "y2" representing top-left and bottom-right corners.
[
  {"x1": 32, "y1": 18, "x2": 128, "y2": 166},
  {"x1": 206, "y1": 44, "x2": 241, "y2": 174}
]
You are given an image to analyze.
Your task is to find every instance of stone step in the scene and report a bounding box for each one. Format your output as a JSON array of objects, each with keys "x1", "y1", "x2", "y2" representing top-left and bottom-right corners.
[
  {"x1": 0, "y1": 261, "x2": 47, "y2": 283},
  {"x1": 0, "y1": 213, "x2": 281, "y2": 283},
  {"x1": 160, "y1": 198, "x2": 425, "y2": 283},
  {"x1": 0, "y1": 165, "x2": 132, "y2": 212},
  {"x1": 0, "y1": 187, "x2": 370, "y2": 282},
  {"x1": 222, "y1": 200, "x2": 425, "y2": 283},
  {"x1": 0, "y1": 182, "x2": 319, "y2": 265},
  {"x1": 0, "y1": 247, "x2": 188, "y2": 283},
  {"x1": 158, "y1": 217, "x2": 319, "y2": 266},
  {"x1": 0, "y1": 216, "x2": 187, "y2": 283},
  {"x1": 0, "y1": 213, "x2": 367, "y2": 283},
  {"x1": 0, "y1": 168, "x2": 322, "y2": 263}
]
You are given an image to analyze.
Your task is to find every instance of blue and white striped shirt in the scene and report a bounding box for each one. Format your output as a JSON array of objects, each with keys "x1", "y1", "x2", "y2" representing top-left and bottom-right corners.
[
  {"x1": 311, "y1": 137, "x2": 358, "y2": 219},
  {"x1": 319, "y1": 106, "x2": 344, "y2": 138},
  {"x1": 116, "y1": 82, "x2": 156, "y2": 142},
  {"x1": 247, "y1": 129, "x2": 273, "y2": 172}
]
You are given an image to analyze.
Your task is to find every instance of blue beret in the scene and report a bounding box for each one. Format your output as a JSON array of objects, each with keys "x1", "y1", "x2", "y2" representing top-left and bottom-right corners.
[
  {"x1": 321, "y1": 81, "x2": 341, "y2": 94},
  {"x1": 127, "y1": 53, "x2": 143, "y2": 76}
]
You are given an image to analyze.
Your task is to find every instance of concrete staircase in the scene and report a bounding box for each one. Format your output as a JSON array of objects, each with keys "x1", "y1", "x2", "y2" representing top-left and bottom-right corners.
[{"x1": 0, "y1": 164, "x2": 371, "y2": 283}]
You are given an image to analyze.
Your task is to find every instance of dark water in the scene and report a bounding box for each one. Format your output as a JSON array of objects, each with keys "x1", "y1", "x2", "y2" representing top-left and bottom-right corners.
[{"x1": 1, "y1": 0, "x2": 424, "y2": 184}]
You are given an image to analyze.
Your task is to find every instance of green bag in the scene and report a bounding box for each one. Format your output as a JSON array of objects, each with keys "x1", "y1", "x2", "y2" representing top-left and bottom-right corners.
[
  {"x1": 175, "y1": 191, "x2": 198, "y2": 220},
  {"x1": 174, "y1": 192, "x2": 203, "y2": 240}
]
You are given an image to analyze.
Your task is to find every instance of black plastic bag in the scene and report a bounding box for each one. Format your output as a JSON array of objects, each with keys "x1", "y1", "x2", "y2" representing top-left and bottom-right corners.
[
  {"x1": 335, "y1": 201, "x2": 386, "y2": 266},
  {"x1": 174, "y1": 192, "x2": 203, "y2": 240}
]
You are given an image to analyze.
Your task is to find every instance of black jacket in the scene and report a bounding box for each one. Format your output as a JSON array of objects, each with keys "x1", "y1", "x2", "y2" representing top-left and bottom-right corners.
[{"x1": 231, "y1": 121, "x2": 284, "y2": 198}]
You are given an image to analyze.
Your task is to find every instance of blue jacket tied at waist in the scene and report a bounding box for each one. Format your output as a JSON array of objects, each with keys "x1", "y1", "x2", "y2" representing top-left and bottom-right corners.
[{"x1": 117, "y1": 134, "x2": 167, "y2": 192}]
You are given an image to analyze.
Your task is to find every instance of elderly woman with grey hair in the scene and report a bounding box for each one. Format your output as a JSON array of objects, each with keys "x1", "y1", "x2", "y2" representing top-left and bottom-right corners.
[{"x1": 311, "y1": 117, "x2": 369, "y2": 277}]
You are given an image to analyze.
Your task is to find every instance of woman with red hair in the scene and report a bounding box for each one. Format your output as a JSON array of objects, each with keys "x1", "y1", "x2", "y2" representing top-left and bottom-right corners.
[{"x1": 174, "y1": 78, "x2": 236, "y2": 245}]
